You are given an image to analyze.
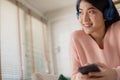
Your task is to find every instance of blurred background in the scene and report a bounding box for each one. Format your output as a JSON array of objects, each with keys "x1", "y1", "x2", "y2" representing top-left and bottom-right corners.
[{"x1": 0, "y1": 0, "x2": 120, "y2": 80}]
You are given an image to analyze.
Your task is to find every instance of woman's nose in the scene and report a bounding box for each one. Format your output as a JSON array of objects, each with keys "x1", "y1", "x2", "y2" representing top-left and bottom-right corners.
[{"x1": 82, "y1": 13, "x2": 90, "y2": 23}]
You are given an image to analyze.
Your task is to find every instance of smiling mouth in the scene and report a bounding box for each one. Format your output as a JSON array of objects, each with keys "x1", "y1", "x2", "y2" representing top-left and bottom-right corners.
[{"x1": 83, "y1": 24, "x2": 93, "y2": 28}]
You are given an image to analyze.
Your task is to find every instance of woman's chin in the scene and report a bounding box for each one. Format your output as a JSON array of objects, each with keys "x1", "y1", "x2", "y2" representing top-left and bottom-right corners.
[{"x1": 84, "y1": 30, "x2": 92, "y2": 35}]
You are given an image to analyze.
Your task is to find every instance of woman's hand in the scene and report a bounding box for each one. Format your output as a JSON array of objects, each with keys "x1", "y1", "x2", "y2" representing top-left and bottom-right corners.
[{"x1": 80, "y1": 63, "x2": 117, "y2": 80}]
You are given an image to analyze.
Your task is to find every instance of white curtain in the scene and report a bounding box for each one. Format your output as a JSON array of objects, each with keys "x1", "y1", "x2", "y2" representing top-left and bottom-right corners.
[
  {"x1": 1, "y1": 0, "x2": 21, "y2": 79},
  {"x1": 0, "y1": 0, "x2": 48, "y2": 80}
]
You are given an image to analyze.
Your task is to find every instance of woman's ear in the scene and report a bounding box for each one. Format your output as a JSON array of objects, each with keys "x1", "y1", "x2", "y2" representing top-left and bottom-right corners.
[{"x1": 104, "y1": 19, "x2": 106, "y2": 21}]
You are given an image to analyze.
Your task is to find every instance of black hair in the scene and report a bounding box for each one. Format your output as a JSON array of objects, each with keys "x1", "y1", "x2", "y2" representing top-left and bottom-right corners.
[{"x1": 76, "y1": 0, "x2": 120, "y2": 28}]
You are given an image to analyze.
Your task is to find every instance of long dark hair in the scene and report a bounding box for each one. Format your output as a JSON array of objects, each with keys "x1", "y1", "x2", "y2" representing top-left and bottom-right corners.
[{"x1": 76, "y1": 0, "x2": 120, "y2": 28}]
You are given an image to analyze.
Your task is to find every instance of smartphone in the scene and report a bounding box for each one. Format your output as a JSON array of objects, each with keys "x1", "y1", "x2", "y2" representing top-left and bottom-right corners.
[{"x1": 78, "y1": 64, "x2": 100, "y2": 75}]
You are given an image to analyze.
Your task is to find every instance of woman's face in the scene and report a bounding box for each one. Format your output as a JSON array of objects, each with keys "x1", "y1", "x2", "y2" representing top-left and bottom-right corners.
[{"x1": 78, "y1": 1, "x2": 105, "y2": 35}]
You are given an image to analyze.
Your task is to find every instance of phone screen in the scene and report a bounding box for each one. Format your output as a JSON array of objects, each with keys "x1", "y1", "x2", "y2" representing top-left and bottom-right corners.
[{"x1": 78, "y1": 64, "x2": 100, "y2": 75}]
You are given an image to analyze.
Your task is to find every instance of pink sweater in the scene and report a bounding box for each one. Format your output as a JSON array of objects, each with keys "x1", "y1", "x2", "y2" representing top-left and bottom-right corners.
[{"x1": 70, "y1": 21, "x2": 120, "y2": 80}]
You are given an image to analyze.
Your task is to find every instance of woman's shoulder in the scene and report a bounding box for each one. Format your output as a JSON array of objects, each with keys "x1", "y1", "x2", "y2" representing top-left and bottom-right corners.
[
  {"x1": 71, "y1": 30, "x2": 85, "y2": 38},
  {"x1": 111, "y1": 20, "x2": 120, "y2": 29},
  {"x1": 108, "y1": 20, "x2": 120, "y2": 34}
]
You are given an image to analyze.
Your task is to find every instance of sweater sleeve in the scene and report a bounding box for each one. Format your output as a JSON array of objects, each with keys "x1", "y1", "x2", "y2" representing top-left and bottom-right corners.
[
  {"x1": 69, "y1": 32, "x2": 83, "y2": 80},
  {"x1": 113, "y1": 67, "x2": 120, "y2": 80},
  {"x1": 112, "y1": 21, "x2": 120, "y2": 80},
  {"x1": 115, "y1": 21, "x2": 120, "y2": 80}
]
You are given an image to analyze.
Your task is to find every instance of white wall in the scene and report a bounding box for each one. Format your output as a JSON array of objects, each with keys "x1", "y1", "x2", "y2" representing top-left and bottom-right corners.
[{"x1": 47, "y1": 5, "x2": 82, "y2": 77}]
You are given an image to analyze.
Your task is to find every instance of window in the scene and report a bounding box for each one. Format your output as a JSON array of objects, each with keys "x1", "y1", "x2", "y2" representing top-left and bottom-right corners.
[{"x1": 0, "y1": 0, "x2": 49, "y2": 80}]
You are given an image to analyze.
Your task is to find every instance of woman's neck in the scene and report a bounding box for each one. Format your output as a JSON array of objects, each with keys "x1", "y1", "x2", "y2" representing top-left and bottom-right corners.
[{"x1": 90, "y1": 27, "x2": 106, "y2": 49}]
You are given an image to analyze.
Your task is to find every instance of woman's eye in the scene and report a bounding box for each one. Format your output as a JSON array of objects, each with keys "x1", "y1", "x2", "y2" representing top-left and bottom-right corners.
[
  {"x1": 78, "y1": 11, "x2": 82, "y2": 14},
  {"x1": 88, "y1": 10, "x2": 95, "y2": 14}
]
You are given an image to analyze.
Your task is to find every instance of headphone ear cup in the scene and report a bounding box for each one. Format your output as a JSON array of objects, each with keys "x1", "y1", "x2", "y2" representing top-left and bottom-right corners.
[
  {"x1": 76, "y1": 12, "x2": 79, "y2": 19},
  {"x1": 104, "y1": 0, "x2": 116, "y2": 20},
  {"x1": 104, "y1": 7, "x2": 114, "y2": 20}
]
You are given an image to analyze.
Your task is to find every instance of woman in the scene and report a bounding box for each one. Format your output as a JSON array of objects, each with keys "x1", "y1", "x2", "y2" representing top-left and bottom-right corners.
[{"x1": 70, "y1": 0, "x2": 120, "y2": 80}]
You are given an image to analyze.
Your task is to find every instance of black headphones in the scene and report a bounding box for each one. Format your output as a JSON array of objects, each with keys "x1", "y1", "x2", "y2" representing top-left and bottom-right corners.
[{"x1": 104, "y1": 0, "x2": 115, "y2": 20}]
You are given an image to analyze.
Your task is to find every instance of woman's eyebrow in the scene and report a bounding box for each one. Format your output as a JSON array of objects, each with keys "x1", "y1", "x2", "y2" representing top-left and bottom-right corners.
[
  {"x1": 79, "y1": 7, "x2": 96, "y2": 11},
  {"x1": 88, "y1": 7, "x2": 96, "y2": 10}
]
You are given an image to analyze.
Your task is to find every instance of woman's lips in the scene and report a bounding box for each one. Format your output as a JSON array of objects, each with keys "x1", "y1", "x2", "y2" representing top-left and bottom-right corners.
[{"x1": 84, "y1": 25, "x2": 91, "y2": 28}]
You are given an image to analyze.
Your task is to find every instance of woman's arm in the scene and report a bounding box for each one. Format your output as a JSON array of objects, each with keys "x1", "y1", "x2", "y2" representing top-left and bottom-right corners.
[
  {"x1": 113, "y1": 66, "x2": 120, "y2": 80},
  {"x1": 69, "y1": 32, "x2": 83, "y2": 80}
]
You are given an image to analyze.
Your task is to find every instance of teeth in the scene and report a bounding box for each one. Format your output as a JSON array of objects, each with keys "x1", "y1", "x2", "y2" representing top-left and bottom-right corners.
[
  {"x1": 84, "y1": 24, "x2": 92, "y2": 26},
  {"x1": 83, "y1": 23, "x2": 93, "y2": 28},
  {"x1": 84, "y1": 25, "x2": 90, "y2": 26}
]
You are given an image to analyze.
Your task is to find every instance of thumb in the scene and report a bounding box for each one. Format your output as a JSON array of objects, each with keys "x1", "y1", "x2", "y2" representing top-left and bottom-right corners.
[{"x1": 88, "y1": 72, "x2": 104, "y2": 77}]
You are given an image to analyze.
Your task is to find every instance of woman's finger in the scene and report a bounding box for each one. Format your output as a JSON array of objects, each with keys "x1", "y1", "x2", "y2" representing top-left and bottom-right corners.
[
  {"x1": 88, "y1": 72, "x2": 104, "y2": 77},
  {"x1": 81, "y1": 74, "x2": 89, "y2": 79}
]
